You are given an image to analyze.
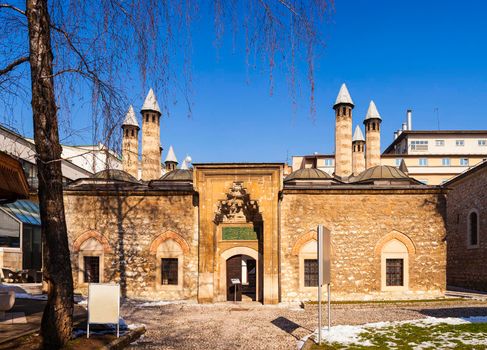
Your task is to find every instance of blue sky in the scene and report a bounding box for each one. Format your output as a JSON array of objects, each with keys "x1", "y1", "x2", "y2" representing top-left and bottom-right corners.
[{"x1": 7, "y1": 0, "x2": 487, "y2": 164}]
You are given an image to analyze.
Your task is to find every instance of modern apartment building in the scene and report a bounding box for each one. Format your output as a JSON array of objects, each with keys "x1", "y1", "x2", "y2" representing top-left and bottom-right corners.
[
  {"x1": 381, "y1": 130, "x2": 487, "y2": 185},
  {"x1": 292, "y1": 110, "x2": 487, "y2": 185}
]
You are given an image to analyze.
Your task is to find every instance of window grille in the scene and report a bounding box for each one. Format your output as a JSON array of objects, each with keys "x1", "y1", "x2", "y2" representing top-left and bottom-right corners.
[
  {"x1": 386, "y1": 259, "x2": 404, "y2": 286},
  {"x1": 161, "y1": 258, "x2": 178, "y2": 285},
  {"x1": 304, "y1": 259, "x2": 319, "y2": 287},
  {"x1": 83, "y1": 256, "x2": 100, "y2": 283}
]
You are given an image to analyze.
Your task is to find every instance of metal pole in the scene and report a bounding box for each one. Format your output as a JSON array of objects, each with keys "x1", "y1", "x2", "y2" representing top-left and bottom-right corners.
[
  {"x1": 327, "y1": 283, "x2": 331, "y2": 331},
  {"x1": 318, "y1": 279, "x2": 322, "y2": 344},
  {"x1": 317, "y1": 225, "x2": 323, "y2": 345}
]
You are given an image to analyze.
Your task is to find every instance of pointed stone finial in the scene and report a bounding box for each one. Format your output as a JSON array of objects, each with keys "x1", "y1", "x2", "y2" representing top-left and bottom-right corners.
[
  {"x1": 122, "y1": 105, "x2": 139, "y2": 128},
  {"x1": 365, "y1": 100, "x2": 381, "y2": 120},
  {"x1": 141, "y1": 88, "x2": 161, "y2": 113},
  {"x1": 352, "y1": 125, "x2": 365, "y2": 142},
  {"x1": 334, "y1": 83, "x2": 354, "y2": 107},
  {"x1": 399, "y1": 159, "x2": 409, "y2": 174},
  {"x1": 165, "y1": 145, "x2": 178, "y2": 163}
]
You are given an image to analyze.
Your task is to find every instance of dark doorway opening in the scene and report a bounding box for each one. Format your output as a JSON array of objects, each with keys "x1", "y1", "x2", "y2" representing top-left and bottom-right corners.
[{"x1": 226, "y1": 254, "x2": 256, "y2": 301}]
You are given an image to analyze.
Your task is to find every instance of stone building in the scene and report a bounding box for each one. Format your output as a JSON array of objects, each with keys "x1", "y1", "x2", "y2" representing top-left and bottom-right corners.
[
  {"x1": 444, "y1": 160, "x2": 487, "y2": 291},
  {"x1": 64, "y1": 86, "x2": 448, "y2": 303}
]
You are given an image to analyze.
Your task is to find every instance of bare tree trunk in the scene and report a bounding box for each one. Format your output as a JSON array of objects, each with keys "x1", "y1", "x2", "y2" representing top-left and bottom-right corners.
[{"x1": 26, "y1": 0, "x2": 74, "y2": 348}]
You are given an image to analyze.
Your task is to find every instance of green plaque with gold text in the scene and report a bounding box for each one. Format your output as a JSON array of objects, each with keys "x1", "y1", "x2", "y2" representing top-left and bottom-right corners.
[{"x1": 222, "y1": 226, "x2": 258, "y2": 240}]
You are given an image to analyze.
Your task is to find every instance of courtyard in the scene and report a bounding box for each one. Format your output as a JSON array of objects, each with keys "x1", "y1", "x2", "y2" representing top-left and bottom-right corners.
[{"x1": 120, "y1": 298, "x2": 487, "y2": 349}]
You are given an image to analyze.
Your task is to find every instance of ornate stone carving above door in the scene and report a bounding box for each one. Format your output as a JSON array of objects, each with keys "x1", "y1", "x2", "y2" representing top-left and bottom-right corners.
[{"x1": 215, "y1": 181, "x2": 262, "y2": 223}]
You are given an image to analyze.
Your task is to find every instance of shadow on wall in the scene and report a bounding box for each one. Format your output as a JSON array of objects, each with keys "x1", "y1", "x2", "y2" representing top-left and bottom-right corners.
[{"x1": 96, "y1": 187, "x2": 146, "y2": 299}]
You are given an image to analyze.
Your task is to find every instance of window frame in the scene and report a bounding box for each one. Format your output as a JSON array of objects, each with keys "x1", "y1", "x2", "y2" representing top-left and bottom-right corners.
[
  {"x1": 456, "y1": 140, "x2": 465, "y2": 147},
  {"x1": 79, "y1": 249, "x2": 104, "y2": 285},
  {"x1": 467, "y1": 209, "x2": 480, "y2": 249},
  {"x1": 460, "y1": 158, "x2": 469, "y2": 166},
  {"x1": 435, "y1": 140, "x2": 445, "y2": 147},
  {"x1": 155, "y1": 239, "x2": 184, "y2": 291},
  {"x1": 479, "y1": 140, "x2": 487, "y2": 147},
  {"x1": 442, "y1": 158, "x2": 451, "y2": 166},
  {"x1": 83, "y1": 256, "x2": 101, "y2": 284},
  {"x1": 161, "y1": 258, "x2": 179, "y2": 285},
  {"x1": 298, "y1": 240, "x2": 319, "y2": 292},
  {"x1": 385, "y1": 258, "x2": 404, "y2": 287},
  {"x1": 303, "y1": 259, "x2": 319, "y2": 287},
  {"x1": 324, "y1": 159, "x2": 334, "y2": 167},
  {"x1": 418, "y1": 158, "x2": 428, "y2": 166},
  {"x1": 380, "y1": 239, "x2": 409, "y2": 292}
]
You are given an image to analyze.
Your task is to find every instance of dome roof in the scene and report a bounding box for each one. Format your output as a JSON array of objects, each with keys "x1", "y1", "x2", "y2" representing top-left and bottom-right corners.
[
  {"x1": 159, "y1": 169, "x2": 193, "y2": 182},
  {"x1": 351, "y1": 165, "x2": 414, "y2": 184},
  {"x1": 284, "y1": 168, "x2": 332, "y2": 182},
  {"x1": 91, "y1": 169, "x2": 138, "y2": 182}
]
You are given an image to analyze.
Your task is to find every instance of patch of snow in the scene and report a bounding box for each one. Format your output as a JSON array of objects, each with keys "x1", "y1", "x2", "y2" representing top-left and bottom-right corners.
[
  {"x1": 308, "y1": 316, "x2": 487, "y2": 348},
  {"x1": 313, "y1": 325, "x2": 373, "y2": 346},
  {"x1": 137, "y1": 300, "x2": 183, "y2": 307}
]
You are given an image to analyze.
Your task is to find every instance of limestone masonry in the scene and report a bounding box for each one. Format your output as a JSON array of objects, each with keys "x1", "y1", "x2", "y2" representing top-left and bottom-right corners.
[{"x1": 64, "y1": 86, "x2": 448, "y2": 303}]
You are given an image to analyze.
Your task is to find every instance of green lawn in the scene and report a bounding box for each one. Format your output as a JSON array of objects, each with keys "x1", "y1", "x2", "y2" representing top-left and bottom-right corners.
[{"x1": 309, "y1": 318, "x2": 487, "y2": 349}]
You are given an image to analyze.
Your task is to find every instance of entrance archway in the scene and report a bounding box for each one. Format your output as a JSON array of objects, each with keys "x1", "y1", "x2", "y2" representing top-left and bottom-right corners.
[
  {"x1": 226, "y1": 255, "x2": 257, "y2": 301},
  {"x1": 219, "y1": 247, "x2": 261, "y2": 302}
]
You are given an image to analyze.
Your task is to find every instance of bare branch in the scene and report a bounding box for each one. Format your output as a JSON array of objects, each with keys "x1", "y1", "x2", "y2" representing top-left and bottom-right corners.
[
  {"x1": 0, "y1": 3, "x2": 25, "y2": 15},
  {"x1": 0, "y1": 56, "x2": 29, "y2": 75}
]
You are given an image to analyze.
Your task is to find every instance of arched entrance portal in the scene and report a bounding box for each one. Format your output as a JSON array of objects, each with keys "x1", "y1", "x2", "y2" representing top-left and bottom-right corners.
[
  {"x1": 226, "y1": 255, "x2": 256, "y2": 301},
  {"x1": 220, "y1": 247, "x2": 261, "y2": 302}
]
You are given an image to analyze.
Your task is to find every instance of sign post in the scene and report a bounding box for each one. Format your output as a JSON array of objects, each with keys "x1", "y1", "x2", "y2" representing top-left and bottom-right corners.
[
  {"x1": 230, "y1": 278, "x2": 241, "y2": 304},
  {"x1": 317, "y1": 225, "x2": 331, "y2": 345}
]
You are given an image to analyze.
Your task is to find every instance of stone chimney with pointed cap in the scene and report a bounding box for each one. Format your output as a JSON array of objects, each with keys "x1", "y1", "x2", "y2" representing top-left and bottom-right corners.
[
  {"x1": 333, "y1": 83, "x2": 354, "y2": 178},
  {"x1": 363, "y1": 100, "x2": 382, "y2": 169},
  {"x1": 141, "y1": 88, "x2": 162, "y2": 180},
  {"x1": 121, "y1": 105, "x2": 140, "y2": 178},
  {"x1": 164, "y1": 145, "x2": 178, "y2": 172},
  {"x1": 352, "y1": 125, "x2": 366, "y2": 176}
]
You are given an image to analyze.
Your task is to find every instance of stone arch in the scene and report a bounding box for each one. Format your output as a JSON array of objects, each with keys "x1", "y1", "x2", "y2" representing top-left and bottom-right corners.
[
  {"x1": 73, "y1": 230, "x2": 111, "y2": 253},
  {"x1": 149, "y1": 231, "x2": 190, "y2": 255},
  {"x1": 374, "y1": 230, "x2": 416, "y2": 257},
  {"x1": 291, "y1": 230, "x2": 317, "y2": 256},
  {"x1": 291, "y1": 229, "x2": 335, "y2": 256},
  {"x1": 219, "y1": 246, "x2": 262, "y2": 302}
]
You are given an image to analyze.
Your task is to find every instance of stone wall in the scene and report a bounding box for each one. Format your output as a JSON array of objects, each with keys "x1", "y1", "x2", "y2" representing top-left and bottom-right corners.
[
  {"x1": 280, "y1": 189, "x2": 447, "y2": 302},
  {"x1": 446, "y1": 164, "x2": 487, "y2": 290},
  {"x1": 64, "y1": 190, "x2": 198, "y2": 300}
]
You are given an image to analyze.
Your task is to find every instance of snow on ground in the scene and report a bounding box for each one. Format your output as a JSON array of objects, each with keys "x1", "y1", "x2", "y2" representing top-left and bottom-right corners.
[
  {"x1": 136, "y1": 300, "x2": 185, "y2": 307},
  {"x1": 309, "y1": 316, "x2": 487, "y2": 348}
]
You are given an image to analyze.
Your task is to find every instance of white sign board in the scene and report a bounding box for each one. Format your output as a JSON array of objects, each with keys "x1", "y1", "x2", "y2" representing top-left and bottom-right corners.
[
  {"x1": 231, "y1": 278, "x2": 241, "y2": 284},
  {"x1": 87, "y1": 283, "x2": 120, "y2": 338}
]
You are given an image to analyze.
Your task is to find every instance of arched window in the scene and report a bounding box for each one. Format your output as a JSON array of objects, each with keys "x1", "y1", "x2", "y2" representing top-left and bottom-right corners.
[
  {"x1": 78, "y1": 238, "x2": 104, "y2": 284},
  {"x1": 299, "y1": 240, "x2": 318, "y2": 290},
  {"x1": 155, "y1": 239, "x2": 184, "y2": 290},
  {"x1": 380, "y1": 239, "x2": 409, "y2": 291},
  {"x1": 468, "y1": 210, "x2": 479, "y2": 247}
]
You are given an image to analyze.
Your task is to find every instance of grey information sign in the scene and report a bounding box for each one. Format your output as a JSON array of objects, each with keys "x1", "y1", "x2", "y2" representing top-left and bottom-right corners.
[{"x1": 317, "y1": 225, "x2": 331, "y2": 345}]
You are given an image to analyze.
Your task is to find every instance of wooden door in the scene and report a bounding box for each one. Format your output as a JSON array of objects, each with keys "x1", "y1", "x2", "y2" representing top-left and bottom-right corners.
[{"x1": 226, "y1": 255, "x2": 242, "y2": 301}]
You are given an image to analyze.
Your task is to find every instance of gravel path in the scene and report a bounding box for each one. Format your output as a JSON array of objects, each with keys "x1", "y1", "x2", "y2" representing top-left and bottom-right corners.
[{"x1": 122, "y1": 300, "x2": 487, "y2": 350}]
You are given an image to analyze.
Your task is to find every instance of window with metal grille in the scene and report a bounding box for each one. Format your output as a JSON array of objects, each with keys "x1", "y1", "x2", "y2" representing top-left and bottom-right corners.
[
  {"x1": 83, "y1": 256, "x2": 100, "y2": 283},
  {"x1": 161, "y1": 258, "x2": 178, "y2": 285},
  {"x1": 304, "y1": 259, "x2": 319, "y2": 287},
  {"x1": 386, "y1": 259, "x2": 403, "y2": 286}
]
